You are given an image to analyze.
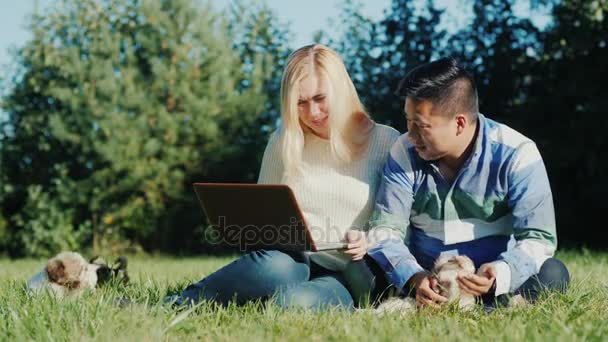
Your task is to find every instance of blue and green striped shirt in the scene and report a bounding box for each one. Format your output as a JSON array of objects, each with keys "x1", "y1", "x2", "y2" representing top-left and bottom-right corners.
[{"x1": 367, "y1": 114, "x2": 557, "y2": 296}]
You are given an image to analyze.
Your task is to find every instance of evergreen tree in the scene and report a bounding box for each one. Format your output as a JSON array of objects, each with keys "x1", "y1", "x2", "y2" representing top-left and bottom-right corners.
[
  {"x1": 326, "y1": 0, "x2": 445, "y2": 131},
  {"x1": 524, "y1": 0, "x2": 608, "y2": 247},
  {"x1": 446, "y1": 0, "x2": 542, "y2": 126},
  {"x1": 0, "y1": 0, "x2": 288, "y2": 256}
]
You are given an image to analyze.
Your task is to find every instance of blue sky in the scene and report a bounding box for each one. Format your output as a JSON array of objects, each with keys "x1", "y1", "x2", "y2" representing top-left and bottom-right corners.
[
  {"x1": 0, "y1": 0, "x2": 390, "y2": 75},
  {"x1": 0, "y1": 0, "x2": 388, "y2": 123},
  {"x1": 0, "y1": 0, "x2": 550, "y2": 94}
]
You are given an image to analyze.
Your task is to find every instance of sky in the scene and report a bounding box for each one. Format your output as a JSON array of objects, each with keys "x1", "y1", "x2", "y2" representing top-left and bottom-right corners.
[
  {"x1": 0, "y1": 0, "x2": 390, "y2": 76},
  {"x1": 0, "y1": 1, "x2": 36, "y2": 80},
  {"x1": 0, "y1": 0, "x2": 550, "y2": 96}
]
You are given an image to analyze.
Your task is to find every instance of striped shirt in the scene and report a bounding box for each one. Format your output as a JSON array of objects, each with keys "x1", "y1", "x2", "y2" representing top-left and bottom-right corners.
[{"x1": 366, "y1": 114, "x2": 557, "y2": 296}]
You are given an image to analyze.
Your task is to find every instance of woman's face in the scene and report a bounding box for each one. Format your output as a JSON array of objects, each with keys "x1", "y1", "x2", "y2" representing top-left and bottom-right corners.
[{"x1": 298, "y1": 73, "x2": 329, "y2": 139}]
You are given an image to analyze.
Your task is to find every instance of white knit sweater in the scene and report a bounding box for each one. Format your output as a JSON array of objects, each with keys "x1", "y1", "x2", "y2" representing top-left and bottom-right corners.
[{"x1": 257, "y1": 123, "x2": 399, "y2": 271}]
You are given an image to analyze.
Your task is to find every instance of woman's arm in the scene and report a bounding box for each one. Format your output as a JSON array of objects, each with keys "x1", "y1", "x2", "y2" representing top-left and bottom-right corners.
[{"x1": 257, "y1": 131, "x2": 284, "y2": 184}]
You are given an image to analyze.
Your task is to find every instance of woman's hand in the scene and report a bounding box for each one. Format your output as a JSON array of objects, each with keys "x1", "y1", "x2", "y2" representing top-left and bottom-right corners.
[
  {"x1": 457, "y1": 262, "x2": 496, "y2": 296},
  {"x1": 344, "y1": 230, "x2": 368, "y2": 261}
]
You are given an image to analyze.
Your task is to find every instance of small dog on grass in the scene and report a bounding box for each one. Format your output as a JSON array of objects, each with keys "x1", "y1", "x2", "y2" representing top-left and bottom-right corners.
[
  {"x1": 432, "y1": 254, "x2": 476, "y2": 309},
  {"x1": 27, "y1": 251, "x2": 129, "y2": 298},
  {"x1": 372, "y1": 254, "x2": 477, "y2": 314}
]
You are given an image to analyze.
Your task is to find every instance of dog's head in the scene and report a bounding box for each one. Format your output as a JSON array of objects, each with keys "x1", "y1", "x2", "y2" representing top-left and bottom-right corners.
[
  {"x1": 28, "y1": 252, "x2": 129, "y2": 298},
  {"x1": 45, "y1": 252, "x2": 101, "y2": 294},
  {"x1": 432, "y1": 255, "x2": 476, "y2": 306}
]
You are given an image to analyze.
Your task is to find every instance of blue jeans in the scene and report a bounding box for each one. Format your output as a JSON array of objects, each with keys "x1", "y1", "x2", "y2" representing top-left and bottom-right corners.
[
  {"x1": 483, "y1": 257, "x2": 570, "y2": 308},
  {"x1": 406, "y1": 229, "x2": 570, "y2": 305},
  {"x1": 409, "y1": 227, "x2": 511, "y2": 270},
  {"x1": 170, "y1": 250, "x2": 388, "y2": 310}
]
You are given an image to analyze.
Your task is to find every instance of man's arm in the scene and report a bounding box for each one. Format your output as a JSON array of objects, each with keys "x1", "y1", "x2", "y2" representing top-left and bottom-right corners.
[
  {"x1": 491, "y1": 142, "x2": 557, "y2": 296},
  {"x1": 366, "y1": 138, "x2": 425, "y2": 290}
]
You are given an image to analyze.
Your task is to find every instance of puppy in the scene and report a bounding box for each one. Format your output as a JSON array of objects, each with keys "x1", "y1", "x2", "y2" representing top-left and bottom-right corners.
[
  {"x1": 431, "y1": 254, "x2": 476, "y2": 310},
  {"x1": 27, "y1": 251, "x2": 101, "y2": 298},
  {"x1": 27, "y1": 252, "x2": 130, "y2": 298},
  {"x1": 372, "y1": 255, "x2": 477, "y2": 314}
]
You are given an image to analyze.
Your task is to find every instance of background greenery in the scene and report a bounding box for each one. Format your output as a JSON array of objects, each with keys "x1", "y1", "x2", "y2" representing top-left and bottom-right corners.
[{"x1": 0, "y1": 0, "x2": 606, "y2": 257}]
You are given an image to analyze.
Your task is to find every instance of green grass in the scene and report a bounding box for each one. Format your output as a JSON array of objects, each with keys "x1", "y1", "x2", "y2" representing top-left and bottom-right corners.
[{"x1": 1, "y1": 250, "x2": 607, "y2": 341}]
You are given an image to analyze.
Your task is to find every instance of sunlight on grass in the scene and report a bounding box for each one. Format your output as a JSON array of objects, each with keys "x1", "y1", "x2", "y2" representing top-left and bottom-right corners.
[{"x1": 1, "y1": 250, "x2": 607, "y2": 341}]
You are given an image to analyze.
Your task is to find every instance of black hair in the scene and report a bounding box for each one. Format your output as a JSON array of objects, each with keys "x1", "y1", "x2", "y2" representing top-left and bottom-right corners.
[{"x1": 396, "y1": 57, "x2": 478, "y2": 119}]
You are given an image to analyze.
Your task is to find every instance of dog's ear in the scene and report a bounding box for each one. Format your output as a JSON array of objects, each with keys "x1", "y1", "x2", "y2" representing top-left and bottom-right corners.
[
  {"x1": 454, "y1": 255, "x2": 476, "y2": 273},
  {"x1": 112, "y1": 256, "x2": 129, "y2": 285},
  {"x1": 435, "y1": 254, "x2": 452, "y2": 267},
  {"x1": 90, "y1": 255, "x2": 108, "y2": 267},
  {"x1": 113, "y1": 256, "x2": 127, "y2": 271},
  {"x1": 46, "y1": 258, "x2": 66, "y2": 283},
  {"x1": 95, "y1": 264, "x2": 113, "y2": 285},
  {"x1": 433, "y1": 254, "x2": 454, "y2": 273}
]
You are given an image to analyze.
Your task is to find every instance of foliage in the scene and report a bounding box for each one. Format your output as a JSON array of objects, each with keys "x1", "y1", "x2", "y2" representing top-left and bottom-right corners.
[
  {"x1": 523, "y1": 0, "x2": 608, "y2": 247},
  {"x1": 326, "y1": 0, "x2": 445, "y2": 131},
  {"x1": 0, "y1": 0, "x2": 288, "y2": 256},
  {"x1": 446, "y1": 0, "x2": 543, "y2": 126},
  {"x1": 13, "y1": 185, "x2": 85, "y2": 257}
]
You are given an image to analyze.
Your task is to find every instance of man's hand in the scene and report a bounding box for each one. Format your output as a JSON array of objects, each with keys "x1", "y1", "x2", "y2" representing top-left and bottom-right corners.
[
  {"x1": 344, "y1": 230, "x2": 367, "y2": 261},
  {"x1": 457, "y1": 262, "x2": 496, "y2": 296},
  {"x1": 408, "y1": 271, "x2": 447, "y2": 308}
]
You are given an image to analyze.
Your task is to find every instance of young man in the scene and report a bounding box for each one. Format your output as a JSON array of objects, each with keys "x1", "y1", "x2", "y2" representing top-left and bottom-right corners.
[{"x1": 364, "y1": 57, "x2": 569, "y2": 308}]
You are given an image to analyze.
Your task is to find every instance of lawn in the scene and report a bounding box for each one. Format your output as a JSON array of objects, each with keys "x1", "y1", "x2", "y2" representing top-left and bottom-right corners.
[{"x1": 1, "y1": 250, "x2": 607, "y2": 341}]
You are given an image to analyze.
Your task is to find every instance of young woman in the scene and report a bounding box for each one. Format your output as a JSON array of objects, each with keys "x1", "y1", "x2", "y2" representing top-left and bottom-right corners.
[{"x1": 167, "y1": 44, "x2": 399, "y2": 310}]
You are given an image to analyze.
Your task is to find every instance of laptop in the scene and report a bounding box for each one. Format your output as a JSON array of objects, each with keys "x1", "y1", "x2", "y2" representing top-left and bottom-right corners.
[{"x1": 193, "y1": 183, "x2": 348, "y2": 252}]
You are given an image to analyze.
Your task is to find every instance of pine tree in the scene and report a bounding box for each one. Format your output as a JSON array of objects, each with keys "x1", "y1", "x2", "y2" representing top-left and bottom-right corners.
[
  {"x1": 524, "y1": 0, "x2": 608, "y2": 247},
  {"x1": 446, "y1": 0, "x2": 542, "y2": 126},
  {"x1": 0, "y1": 0, "x2": 288, "y2": 256},
  {"x1": 326, "y1": 0, "x2": 445, "y2": 131}
]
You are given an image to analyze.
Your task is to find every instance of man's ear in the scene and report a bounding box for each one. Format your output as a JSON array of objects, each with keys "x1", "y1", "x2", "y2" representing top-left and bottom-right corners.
[{"x1": 455, "y1": 113, "x2": 468, "y2": 135}]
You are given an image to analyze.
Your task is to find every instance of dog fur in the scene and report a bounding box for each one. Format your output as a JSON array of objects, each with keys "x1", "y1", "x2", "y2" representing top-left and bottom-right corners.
[
  {"x1": 27, "y1": 252, "x2": 100, "y2": 298},
  {"x1": 431, "y1": 254, "x2": 476, "y2": 309},
  {"x1": 90, "y1": 255, "x2": 129, "y2": 286},
  {"x1": 27, "y1": 252, "x2": 129, "y2": 298},
  {"x1": 371, "y1": 255, "x2": 477, "y2": 314}
]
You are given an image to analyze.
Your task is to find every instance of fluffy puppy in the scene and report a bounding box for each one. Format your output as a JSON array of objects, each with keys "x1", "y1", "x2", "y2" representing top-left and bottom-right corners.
[
  {"x1": 27, "y1": 251, "x2": 101, "y2": 298},
  {"x1": 372, "y1": 255, "x2": 477, "y2": 314},
  {"x1": 431, "y1": 254, "x2": 476, "y2": 310}
]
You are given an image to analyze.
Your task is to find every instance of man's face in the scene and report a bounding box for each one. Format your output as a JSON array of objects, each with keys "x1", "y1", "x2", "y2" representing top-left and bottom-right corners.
[{"x1": 404, "y1": 98, "x2": 458, "y2": 161}]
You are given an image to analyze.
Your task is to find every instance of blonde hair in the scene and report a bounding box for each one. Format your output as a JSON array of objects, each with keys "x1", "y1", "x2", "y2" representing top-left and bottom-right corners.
[{"x1": 279, "y1": 44, "x2": 374, "y2": 178}]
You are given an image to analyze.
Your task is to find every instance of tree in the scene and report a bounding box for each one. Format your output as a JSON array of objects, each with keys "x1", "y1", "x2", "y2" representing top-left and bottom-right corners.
[
  {"x1": 523, "y1": 0, "x2": 608, "y2": 247},
  {"x1": 446, "y1": 0, "x2": 543, "y2": 127},
  {"x1": 326, "y1": 0, "x2": 445, "y2": 131},
  {"x1": 0, "y1": 0, "x2": 288, "y2": 256},
  {"x1": 161, "y1": 0, "x2": 293, "y2": 253}
]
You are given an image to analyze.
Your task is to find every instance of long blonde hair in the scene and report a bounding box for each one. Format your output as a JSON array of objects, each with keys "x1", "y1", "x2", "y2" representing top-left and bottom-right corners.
[{"x1": 279, "y1": 44, "x2": 374, "y2": 178}]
